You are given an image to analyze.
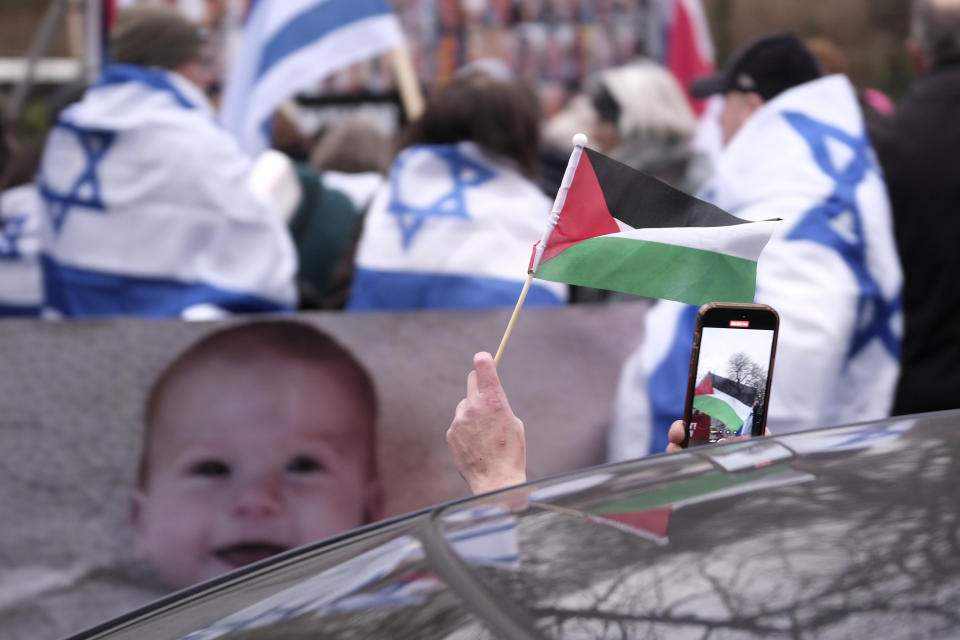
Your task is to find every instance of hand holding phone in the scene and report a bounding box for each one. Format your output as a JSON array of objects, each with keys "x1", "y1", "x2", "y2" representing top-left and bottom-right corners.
[{"x1": 681, "y1": 303, "x2": 779, "y2": 448}]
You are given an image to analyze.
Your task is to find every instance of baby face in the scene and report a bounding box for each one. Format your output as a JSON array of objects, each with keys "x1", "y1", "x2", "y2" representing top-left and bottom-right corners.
[{"x1": 132, "y1": 353, "x2": 379, "y2": 591}]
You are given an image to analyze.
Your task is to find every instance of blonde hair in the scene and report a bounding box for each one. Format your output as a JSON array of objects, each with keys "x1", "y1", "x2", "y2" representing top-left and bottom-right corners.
[
  {"x1": 598, "y1": 61, "x2": 696, "y2": 144},
  {"x1": 543, "y1": 94, "x2": 596, "y2": 151}
]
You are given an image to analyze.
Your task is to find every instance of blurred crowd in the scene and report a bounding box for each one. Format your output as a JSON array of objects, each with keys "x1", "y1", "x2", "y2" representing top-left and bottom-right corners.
[{"x1": 1, "y1": 0, "x2": 959, "y2": 421}]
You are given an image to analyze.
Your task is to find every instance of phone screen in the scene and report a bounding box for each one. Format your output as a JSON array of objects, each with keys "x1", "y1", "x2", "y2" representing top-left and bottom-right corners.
[{"x1": 687, "y1": 321, "x2": 776, "y2": 447}]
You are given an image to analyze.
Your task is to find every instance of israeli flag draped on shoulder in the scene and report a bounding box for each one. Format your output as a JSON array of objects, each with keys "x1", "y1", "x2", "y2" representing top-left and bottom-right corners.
[
  {"x1": 37, "y1": 64, "x2": 297, "y2": 318},
  {"x1": 348, "y1": 142, "x2": 567, "y2": 310},
  {"x1": 220, "y1": 0, "x2": 405, "y2": 154},
  {"x1": 0, "y1": 184, "x2": 43, "y2": 317},
  {"x1": 609, "y1": 75, "x2": 903, "y2": 460}
]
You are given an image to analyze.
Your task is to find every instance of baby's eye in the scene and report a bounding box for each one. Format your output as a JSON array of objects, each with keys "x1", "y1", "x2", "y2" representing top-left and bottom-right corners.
[
  {"x1": 286, "y1": 455, "x2": 325, "y2": 474},
  {"x1": 189, "y1": 459, "x2": 230, "y2": 477}
]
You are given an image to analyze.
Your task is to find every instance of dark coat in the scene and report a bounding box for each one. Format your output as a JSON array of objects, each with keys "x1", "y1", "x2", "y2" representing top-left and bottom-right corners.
[
  {"x1": 871, "y1": 58, "x2": 960, "y2": 414},
  {"x1": 288, "y1": 163, "x2": 362, "y2": 309}
]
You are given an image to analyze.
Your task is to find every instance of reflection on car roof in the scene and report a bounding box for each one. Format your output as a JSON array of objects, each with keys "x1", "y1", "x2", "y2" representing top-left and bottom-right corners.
[{"x1": 69, "y1": 411, "x2": 960, "y2": 640}]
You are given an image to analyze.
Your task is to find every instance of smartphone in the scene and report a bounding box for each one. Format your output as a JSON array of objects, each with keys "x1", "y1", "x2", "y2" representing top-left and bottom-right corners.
[{"x1": 681, "y1": 303, "x2": 779, "y2": 448}]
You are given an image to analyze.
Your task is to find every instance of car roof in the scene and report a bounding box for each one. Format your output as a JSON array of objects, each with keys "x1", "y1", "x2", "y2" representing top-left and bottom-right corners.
[{"x1": 67, "y1": 410, "x2": 960, "y2": 639}]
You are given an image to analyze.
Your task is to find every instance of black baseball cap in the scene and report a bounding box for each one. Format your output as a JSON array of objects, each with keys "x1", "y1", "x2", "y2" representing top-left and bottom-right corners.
[{"x1": 690, "y1": 33, "x2": 822, "y2": 101}]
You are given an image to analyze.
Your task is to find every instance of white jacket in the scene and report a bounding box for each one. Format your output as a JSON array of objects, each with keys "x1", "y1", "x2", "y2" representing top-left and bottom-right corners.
[
  {"x1": 609, "y1": 75, "x2": 903, "y2": 460},
  {"x1": 38, "y1": 64, "x2": 297, "y2": 318}
]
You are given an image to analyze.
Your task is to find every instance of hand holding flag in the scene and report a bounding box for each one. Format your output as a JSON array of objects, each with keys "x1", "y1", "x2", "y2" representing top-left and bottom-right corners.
[{"x1": 447, "y1": 352, "x2": 527, "y2": 495}]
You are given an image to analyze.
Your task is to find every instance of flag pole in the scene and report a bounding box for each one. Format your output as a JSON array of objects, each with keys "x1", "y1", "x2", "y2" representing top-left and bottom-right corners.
[
  {"x1": 493, "y1": 133, "x2": 588, "y2": 366},
  {"x1": 390, "y1": 46, "x2": 425, "y2": 121},
  {"x1": 494, "y1": 272, "x2": 533, "y2": 366}
]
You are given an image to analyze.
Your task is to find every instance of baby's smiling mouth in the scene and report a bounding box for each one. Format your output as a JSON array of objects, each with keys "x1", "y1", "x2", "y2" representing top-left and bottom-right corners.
[{"x1": 214, "y1": 542, "x2": 290, "y2": 568}]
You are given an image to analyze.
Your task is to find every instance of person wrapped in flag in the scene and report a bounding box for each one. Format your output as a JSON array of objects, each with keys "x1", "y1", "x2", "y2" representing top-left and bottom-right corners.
[
  {"x1": 0, "y1": 183, "x2": 42, "y2": 317},
  {"x1": 37, "y1": 5, "x2": 298, "y2": 318},
  {"x1": 348, "y1": 70, "x2": 567, "y2": 311},
  {"x1": 610, "y1": 34, "x2": 903, "y2": 461}
]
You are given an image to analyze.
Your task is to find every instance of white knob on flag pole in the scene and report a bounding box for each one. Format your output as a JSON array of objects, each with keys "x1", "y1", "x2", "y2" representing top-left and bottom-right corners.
[
  {"x1": 572, "y1": 133, "x2": 588, "y2": 148},
  {"x1": 391, "y1": 46, "x2": 425, "y2": 121}
]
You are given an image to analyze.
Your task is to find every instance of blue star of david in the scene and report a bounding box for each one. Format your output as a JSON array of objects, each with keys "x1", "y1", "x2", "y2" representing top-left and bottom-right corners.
[
  {"x1": 0, "y1": 215, "x2": 27, "y2": 260},
  {"x1": 38, "y1": 122, "x2": 115, "y2": 233},
  {"x1": 387, "y1": 146, "x2": 496, "y2": 249},
  {"x1": 782, "y1": 111, "x2": 901, "y2": 361}
]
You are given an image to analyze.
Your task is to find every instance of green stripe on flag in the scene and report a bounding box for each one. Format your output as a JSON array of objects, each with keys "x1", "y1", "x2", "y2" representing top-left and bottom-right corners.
[
  {"x1": 693, "y1": 394, "x2": 746, "y2": 430},
  {"x1": 535, "y1": 236, "x2": 757, "y2": 305}
]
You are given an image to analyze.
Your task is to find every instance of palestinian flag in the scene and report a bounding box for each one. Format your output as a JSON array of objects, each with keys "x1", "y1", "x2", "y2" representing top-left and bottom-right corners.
[
  {"x1": 662, "y1": 0, "x2": 715, "y2": 116},
  {"x1": 530, "y1": 147, "x2": 777, "y2": 305},
  {"x1": 692, "y1": 373, "x2": 753, "y2": 432}
]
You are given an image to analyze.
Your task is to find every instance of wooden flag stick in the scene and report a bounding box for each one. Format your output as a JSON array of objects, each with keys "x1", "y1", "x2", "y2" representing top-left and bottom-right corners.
[
  {"x1": 390, "y1": 46, "x2": 425, "y2": 122},
  {"x1": 494, "y1": 272, "x2": 534, "y2": 366},
  {"x1": 492, "y1": 133, "x2": 588, "y2": 366}
]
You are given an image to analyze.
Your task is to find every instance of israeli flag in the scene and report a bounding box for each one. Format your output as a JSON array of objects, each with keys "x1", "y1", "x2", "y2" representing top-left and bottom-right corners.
[
  {"x1": 609, "y1": 75, "x2": 903, "y2": 459},
  {"x1": 348, "y1": 142, "x2": 567, "y2": 311},
  {"x1": 220, "y1": 0, "x2": 405, "y2": 154},
  {"x1": 0, "y1": 185, "x2": 43, "y2": 317},
  {"x1": 37, "y1": 64, "x2": 298, "y2": 318}
]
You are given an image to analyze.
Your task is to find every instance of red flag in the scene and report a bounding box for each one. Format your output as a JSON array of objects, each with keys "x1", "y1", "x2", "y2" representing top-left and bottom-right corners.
[
  {"x1": 103, "y1": 0, "x2": 117, "y2": 31},
  {"x1": 601, "y1": 506, "x2": 672, "y2": 539},
  {"x1": 664, "y1": 0, "x2": 714, "y2": 116}
]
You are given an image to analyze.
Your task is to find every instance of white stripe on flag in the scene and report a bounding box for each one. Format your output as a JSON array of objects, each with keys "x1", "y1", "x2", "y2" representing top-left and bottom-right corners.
[
  {"x1": 605, "y1": 219, "x2": 778, "y2": 261},
  {"x1": 220, "y1": 1, "x2": 405, "y2": 154}
]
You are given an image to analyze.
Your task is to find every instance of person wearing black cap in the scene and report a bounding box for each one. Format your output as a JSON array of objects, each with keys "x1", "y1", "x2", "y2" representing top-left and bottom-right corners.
[
  {"x1": 608, "y1": 32, "x2": 904, "y2": 461},
  {"x1": 35, "y1": 5, "x2": 298, "y2": 318},
  {"x1": 688, "y1": 32, "x2": 823, "y2": 146}
]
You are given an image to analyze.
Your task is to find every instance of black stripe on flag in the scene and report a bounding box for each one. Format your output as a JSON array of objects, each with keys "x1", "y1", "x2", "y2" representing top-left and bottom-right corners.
[
  {"x1": 710, "y1": 372, "x2": 758, "y2": 405},
  {"x1": 584, "y1": 148, "x2": 745, "y2": 229}
]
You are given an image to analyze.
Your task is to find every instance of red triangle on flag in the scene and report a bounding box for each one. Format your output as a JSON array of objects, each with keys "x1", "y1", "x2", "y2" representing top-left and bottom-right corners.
[
  {"x1": 541, "y1": 152, "x2": 620, "y2": 263},
  {"x1": 694, "y1": 372, "x2": 714, "y2": 396},
  {"x1": 600, "y1": 506, "x2": 672, "y2": 539}
]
